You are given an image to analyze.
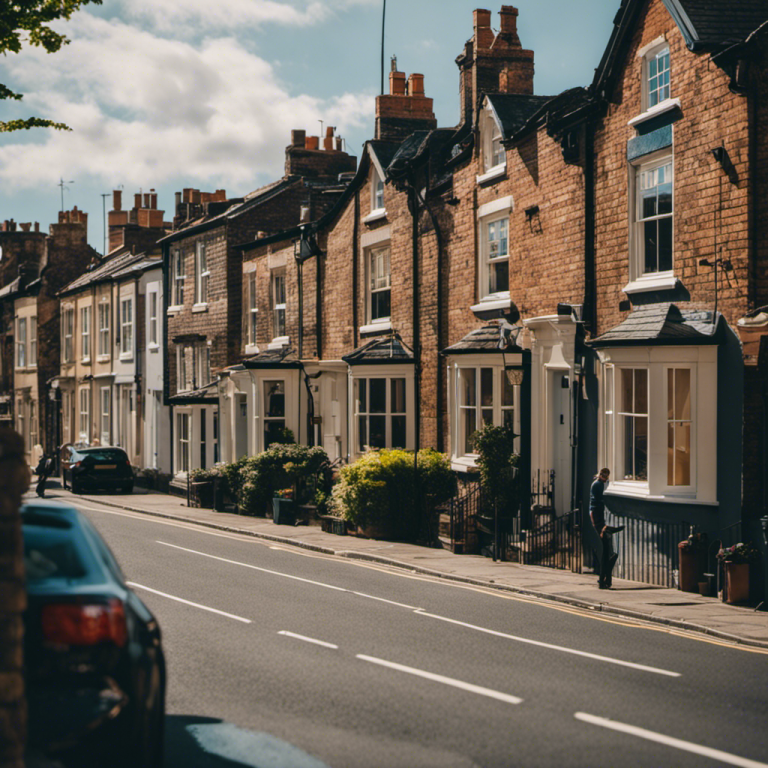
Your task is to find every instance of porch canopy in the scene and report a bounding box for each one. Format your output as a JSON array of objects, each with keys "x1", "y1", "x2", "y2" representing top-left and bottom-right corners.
[
  {"x1": 342, "y1": 336, "x2": 414, "y2": 365},
  {"x1": 588, "y1": 303, "x2": 723, "y2": 348}
]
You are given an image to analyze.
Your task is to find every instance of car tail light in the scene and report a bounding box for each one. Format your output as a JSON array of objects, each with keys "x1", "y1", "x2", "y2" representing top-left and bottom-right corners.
[
  {"x1": 41, "y1": 599, "x2": 127, "y2": 647},
  {"x1": 72, "y1": 461, "x2": 82, "y2": 468}
]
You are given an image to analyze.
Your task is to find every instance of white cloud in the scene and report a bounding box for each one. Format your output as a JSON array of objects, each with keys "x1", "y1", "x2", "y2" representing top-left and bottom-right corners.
[
  {"x1": 0, "y1": 13, "x2": 375, "y2": 192},
  {"x1": 118, "y1": 0, "x2": 379, "y2": 36}
]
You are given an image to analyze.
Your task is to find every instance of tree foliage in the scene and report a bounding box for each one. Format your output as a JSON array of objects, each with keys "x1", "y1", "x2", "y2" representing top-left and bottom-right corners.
[{"x1": 0, "y1": 0, "x2": 102, "y2": 132}]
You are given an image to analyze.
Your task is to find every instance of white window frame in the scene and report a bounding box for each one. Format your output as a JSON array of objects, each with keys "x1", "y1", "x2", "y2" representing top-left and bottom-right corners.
[
  {"x1": 15, "y1": 317, "x2": 26, "y2": 368},
  {"x1": 171, "y1": 249, "x2": 185, "y2": 308},
  {"x1": 446, "y1": 354, "x2": 522, "y2": 471},
  {"x1": 193, "y1": 343, "x2": 210, "y2": 389},
  {"x1": 29, "y1": 400, "x2": 37, "y2": 449},
  {"x1": 644, "y1": 43, "x2": 670, "y2": 111},
  {"x1": 98, "y1": 302, "x2": 110, "y2": 358},
  {"x1": 120, "y1": 297, "x2": 133, "y2": 359},
  {"x1": 80, "y1": 305, "x2": 91, "y2": 362},
  {"x1": 353, "y1": 375, "x2": 409, "y2": 453},
  {"x1": 263, "y1": 379, "x2": 287, "y2": 448},
  {"x1": 247, "y1": 270, "x2": 258, "y2": 349},
  {"x1": 597, "y1": 346, "x2": 717, "y2": 503},
  {"x1": 477, "y1": 102, "x2": 506, "y2": 183},
  {"x1": 62, "y1": 391, "x2": 72, "y2": 444},
  {"x1": 476, "y1": 197, "x2": 513, "y2": 305},
  {"x1": 194, "y1": 240, "x2": 209, "y2": 307},
  {"x1": 62, "y1": 308, "x2": 74, "y2": 363},
  {"x1": 271, "y1": 271, "x2": 287, "y2": 344},
  {"x1": 148, "y1": 290, "x2": 158, "y2": 347},
  {"x1": 79, "y1": 386, "x2": 91, "y2": 445},
  {"x1": 364, "y1": 161, "x2": 387, "y2": 223},
  {"x1": 367, "y1": 244, "x2": 391, "y2": 326},
  {"x1": 177, "y1": 345, "x2": 189, "y2": 392},
  {"x1": 29, "y1": 317, "x2": 37, "y2": 367},
  {"x1": 176, "y1": 410, "x2": 191, "y2": 474},
  {"x1": 100, "y1": 386, "x2": 111, "y2": 446},
  {"x1": 349, "y1": 366, "x2": 415, "y2": 457}
]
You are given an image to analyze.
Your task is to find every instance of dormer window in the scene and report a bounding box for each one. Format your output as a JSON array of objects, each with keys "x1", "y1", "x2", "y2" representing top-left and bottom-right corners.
[
  {"x1": 373, "y1": 168, "x2": 385, "y2": 211},
  {"x1": 478, "y1": 103, "x2": 506, "y2": 182}
]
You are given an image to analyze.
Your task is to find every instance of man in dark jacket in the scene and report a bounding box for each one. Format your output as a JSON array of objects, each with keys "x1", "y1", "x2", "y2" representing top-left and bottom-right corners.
[{"x1": 589, "y1": 468, "x2": 623, "y2": 589}]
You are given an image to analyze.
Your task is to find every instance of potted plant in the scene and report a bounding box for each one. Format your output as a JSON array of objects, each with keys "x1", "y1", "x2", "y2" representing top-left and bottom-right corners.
[
  {"x1": 272, "y1": 487, "x2": 296, "y2": 525},
  {"x1": 716, "y1": 542, "x2": 761, "y2": 604},
  {"x1": 189, "y1": 467, "x2": 215, "y2": 508}
]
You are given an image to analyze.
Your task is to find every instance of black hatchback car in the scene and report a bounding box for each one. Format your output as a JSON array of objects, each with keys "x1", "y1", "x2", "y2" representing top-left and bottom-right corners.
[
  {"x1": 62, "y1": 446, "x2": 134, "y2": 494},
  {"x1": 22, "y1": 502, "x2": 165, "y2": 767}
]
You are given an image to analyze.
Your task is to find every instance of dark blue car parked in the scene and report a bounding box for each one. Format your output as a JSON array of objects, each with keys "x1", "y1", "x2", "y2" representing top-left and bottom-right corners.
[{"x1": 22, "y1": 502, "x2": 165, "y2": 767}]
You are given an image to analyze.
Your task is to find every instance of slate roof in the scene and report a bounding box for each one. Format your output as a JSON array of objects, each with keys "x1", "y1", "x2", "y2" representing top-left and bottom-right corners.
[
  {"x1": 59, "y1": 250, "x2": 153, "y2": 296},
  {"x1": 667, "y1": 0, "x2": 768, "y2": 49},
  {"x1": 111, "y1": 256, "x2": 162, "y2": 279},
  {"x1": 442, "y1": 325, "x2": 522, "y2": 355},
  {"x1": 486, "y1": 94, "x2": 554, "y2": 140},
  {"x1": 242, "y1": 347, "x2": 301, "y2": 369},
  {"x1": 369, "y1": 140, "x2": 402, "y2": 173},
  {"x1": 589, "y1": 303, "x2": 721, "y2": 348},
  {"x1": 167, "y1": 380, "x2": 218, "y2": 405},
  {"x1": 342, "y1": 336, "x2": 414, "y2": 365}
]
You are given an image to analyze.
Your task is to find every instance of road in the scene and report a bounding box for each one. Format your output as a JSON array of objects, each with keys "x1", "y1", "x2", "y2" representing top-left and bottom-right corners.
[{"x1": 60, "y1": 493, "x2": 768, "y2": 768}]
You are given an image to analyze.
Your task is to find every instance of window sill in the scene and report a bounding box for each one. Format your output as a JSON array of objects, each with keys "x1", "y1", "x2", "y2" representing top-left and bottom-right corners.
[
  {"x1": 606, "y1": 488, "x2": 718, "y2": 506},
  {"x1": 81, "y1": 358, "x2": 91, "y2": 365},
  {"x1": 623, "y1": 274, "x2": 679, "y2": 295},
  {"x1": 267, "y1": 336, "x2": 289, "y2": 350},
  {"x1": 470, "y1": 293, "x2": 512, "y2": 315},
  {"x1": 97, "y1": 354, "x2": 110, "y2": 363},
  {"x1": 119, "y1": 353, "x2": 133, "y2": 362},
  {"x1": 245, "y1": 343, "x2": 259, "y2": 355},
  {"x1": 628, "y1": 98, "x2": 682, "y2": 129},
  {"x1": 167, "y1": 305, "x2": 182, "y2": 315},
  {"x1": 476, "y1": 165, "x2": 506, "y2": 185},
  {"x1": 360, "y1": 320, "x2": 392, "y2": 336},
  {"x1": 363, "y1": 208, "x2": 387, "y2": 224},
  {"x1": 148, "y1": 343, "x2": 160, "y2": 353},
  {"x1": 451, "y1": 455, "x2": 479, "y2": 473},
  {"x1": 192, "y1": 303, "x2": 208, "y2": 313}
]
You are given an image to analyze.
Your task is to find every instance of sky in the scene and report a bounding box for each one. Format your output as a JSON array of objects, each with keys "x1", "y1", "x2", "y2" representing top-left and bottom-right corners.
[{"x1": 0, "y1": 0, "x2": 619, "y2": 254}]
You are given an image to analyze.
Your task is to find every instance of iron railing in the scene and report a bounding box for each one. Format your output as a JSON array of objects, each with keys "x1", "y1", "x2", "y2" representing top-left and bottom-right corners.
[
  {"x1": 604, "y1": 511, "x2": 689, "y2": 588},
  {"x1": 531, "y1": 469, "x2": 555, "y2": 510},
  {"x1": 518, "y1": 508, "x2": 582, "y2": 572},
  {"x1": 448, "y1": 479, "x2": 485, "y2": 555}
]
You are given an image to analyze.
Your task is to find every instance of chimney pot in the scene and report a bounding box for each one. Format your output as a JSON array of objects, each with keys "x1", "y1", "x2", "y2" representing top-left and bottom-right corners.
[
  {"x1": 291, "y1": 129, "x2": 306, "y2": 147},
  {"x1": 408, "y1": 73, "x2": 425, "y2": 96},
  {"x1": 473, "y1": 8, "x2": 494, "y2": 49},
  {"x1": 113, "y1": 189, "x2": 122, "y2": 211},
  {"x1": 34, "y1": 222, "x2": 40, "y2": 232},
  {"x1": 389, "y1": 70, "x2": 407, "y2": 95},
  {"x1": 134, "y1": 193, "x2": 142, "y2": 210},
  {"x1": 306, "y1": 136, "x2": 319, "y2": 150}
]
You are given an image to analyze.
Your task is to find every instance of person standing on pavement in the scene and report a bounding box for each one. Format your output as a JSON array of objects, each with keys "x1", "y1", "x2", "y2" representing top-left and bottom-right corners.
[
  {"x1": 35, "y1": 450, "x2": 56, "y2": 498},
  {"x1": 589, "y1": 468, "x2": 622, "y2": 589}
]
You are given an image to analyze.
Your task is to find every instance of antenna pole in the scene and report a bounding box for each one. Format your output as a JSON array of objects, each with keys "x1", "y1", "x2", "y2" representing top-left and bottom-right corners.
[
  {"x1": 59, "y1": 178, "x2": 74, "y2": 212},
  {"x1": 381, "y1": 0, "x2": 386, "y2": 95}
]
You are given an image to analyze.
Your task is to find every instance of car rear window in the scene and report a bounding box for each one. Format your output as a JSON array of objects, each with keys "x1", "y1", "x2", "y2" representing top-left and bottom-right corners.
[
  {"x1": 82, "y1": 449, "x2": 128, "y2": 462},
  {"x1": 23, "y1": 528, "x2": 87, "y2": 582}
]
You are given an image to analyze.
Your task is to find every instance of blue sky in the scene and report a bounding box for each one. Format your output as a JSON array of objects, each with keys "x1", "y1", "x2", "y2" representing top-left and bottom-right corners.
[{"x1": 0, "y1": 0, "x2": 618, "y2": 253}]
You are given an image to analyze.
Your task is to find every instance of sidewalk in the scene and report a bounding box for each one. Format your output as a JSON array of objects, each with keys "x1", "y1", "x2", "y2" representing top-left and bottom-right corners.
[{"x1": 33, "y1": 484, "x2": 768, "y2": 650}]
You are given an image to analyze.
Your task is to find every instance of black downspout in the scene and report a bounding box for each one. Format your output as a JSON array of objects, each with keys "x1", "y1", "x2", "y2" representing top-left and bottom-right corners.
[
  {"x1": 353, "y1": 192, "x2": 360, "y2": 350},
  {"x1": 162, "y1": 242, "x2": 174, "y2": 472},
  {"x1": 296, "y1": 255, "x2": 304, "y2": 360},
  {"x1": 316, "y1": 245, "x2": 323, "y2": 361},
  {"x1": 583, "y1": 121, "x2": 597, "y2": 337},
  {"x1": 521, "y1": 349, "x2": 532, "y2": 529},
  {"x1": 410, "y1": 181, "x2": 421, "y2": 453}
]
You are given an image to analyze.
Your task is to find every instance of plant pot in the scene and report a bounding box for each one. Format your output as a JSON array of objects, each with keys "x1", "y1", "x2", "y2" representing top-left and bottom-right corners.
[
  {"x1": 191, "y1": 481, "x2": 214, "y2": 509},
  {"x1": 678, "y1": 543, "x2": 706, "y2": 593},
  {"x1": 698, "y1": 581, "x2": 711, "y2": 597},
  {"x1": 724, "y1": 562, "x2": 750, "y2": 604},
  {"x1": 272, "y1": 497, "x2": 296, "y2": 525}
]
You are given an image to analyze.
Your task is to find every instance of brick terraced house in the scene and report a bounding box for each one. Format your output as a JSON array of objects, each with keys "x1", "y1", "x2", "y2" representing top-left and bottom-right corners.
[
  {"x1": 55, "y1": 190, "x2": 167, "y2": 470},
  {"x1": 217, "y1": 2, "x2": 768, "y2": 597},
  {"x1": 0, "y1": 210, "x2": 97, "y2": 465},
  {"x1": 161, "y1": 131, "x2": 356, "y2": 484}
]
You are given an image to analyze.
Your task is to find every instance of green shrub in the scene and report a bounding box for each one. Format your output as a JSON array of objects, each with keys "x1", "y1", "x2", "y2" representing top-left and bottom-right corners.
[
  {"x1": 471, "y1": 424, "x2": 519, "y2": 513},
  {"x1": 335, "y1": 449, "x2": 456, "y2": 540},
  {"x1": 238, "y1": 443, "x2": 329, "y2": 516}
]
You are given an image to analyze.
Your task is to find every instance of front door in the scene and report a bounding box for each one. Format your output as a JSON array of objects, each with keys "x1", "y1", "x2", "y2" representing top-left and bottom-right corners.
[{"x1": 550, "y1": 370, "x2": 571, "y2": 514}]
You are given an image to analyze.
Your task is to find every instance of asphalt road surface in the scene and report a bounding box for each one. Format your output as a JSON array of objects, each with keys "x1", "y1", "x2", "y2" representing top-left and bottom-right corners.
[{"x1": 56, "y1": 494, "x2": 768, "y2": 768}]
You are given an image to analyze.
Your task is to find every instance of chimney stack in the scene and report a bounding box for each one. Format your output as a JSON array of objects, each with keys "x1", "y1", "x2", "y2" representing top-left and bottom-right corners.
[{"x1": 376, "y1": 64, "x2": 437, "y2": 141}]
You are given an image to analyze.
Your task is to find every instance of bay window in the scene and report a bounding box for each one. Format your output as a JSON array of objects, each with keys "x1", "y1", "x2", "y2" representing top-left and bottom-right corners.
[
  {"x1": 355, "y1": 376, "x2": 407, "y2": 451},
  {"x1": 176, "y1": 411, "x2": 190, "y2": 473},
  {"x1": 263, "y1": 380, "x2": 286, "y2": 447},
  {"x1": 598, "y1": 347, "x2": 716, "y2": 502}
]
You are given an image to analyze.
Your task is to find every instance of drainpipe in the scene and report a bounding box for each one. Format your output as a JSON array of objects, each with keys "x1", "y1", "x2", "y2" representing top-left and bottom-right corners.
[
  {"x1": 409, "y1": 179, "x2": 421, "y2": 454},
  {"x1": 162, "y1": 241, "x2": 174, "y2": 472},
  {"x1": 353, "y1": 192, "x2": 360, "y2": 349},
  {"x1": 583, "y1": 121, "x2": 596, "y2": 337}
]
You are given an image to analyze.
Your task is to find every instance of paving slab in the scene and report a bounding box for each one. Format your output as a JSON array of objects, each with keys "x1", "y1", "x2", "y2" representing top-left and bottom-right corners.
[{"x1": 28, "y1": 485, "x2": 768, "y2": 650}]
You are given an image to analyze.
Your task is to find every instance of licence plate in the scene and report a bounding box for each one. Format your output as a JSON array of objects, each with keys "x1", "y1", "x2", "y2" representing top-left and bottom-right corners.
[{"x1": 96, "y1": 464, "x2": 117, "y2": 470}]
